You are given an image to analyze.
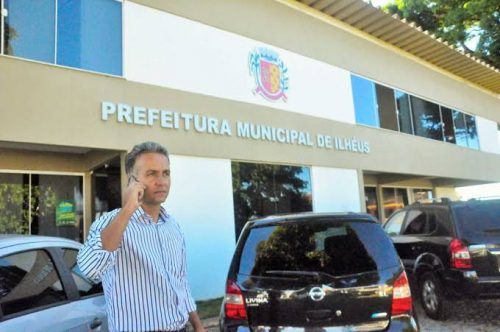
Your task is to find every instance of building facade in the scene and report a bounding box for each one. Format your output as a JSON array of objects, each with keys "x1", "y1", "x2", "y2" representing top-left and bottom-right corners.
[{"x1": 1, "y1": 0, "x2": 499, "y2": 299}]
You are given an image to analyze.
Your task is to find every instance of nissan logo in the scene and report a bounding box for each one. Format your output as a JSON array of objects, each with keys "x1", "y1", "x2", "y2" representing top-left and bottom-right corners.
[{"x1": 309, "y1": 287, "x2": 326, "y2": 301}]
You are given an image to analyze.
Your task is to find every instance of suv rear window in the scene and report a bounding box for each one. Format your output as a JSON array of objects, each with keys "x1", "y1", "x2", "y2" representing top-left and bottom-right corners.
[
  {"x1": 238, "y1": 219, "x2": 399, "y2": 278},
  {"x1": 454, "y1": 201, "x2": 500, "y2": 236}
]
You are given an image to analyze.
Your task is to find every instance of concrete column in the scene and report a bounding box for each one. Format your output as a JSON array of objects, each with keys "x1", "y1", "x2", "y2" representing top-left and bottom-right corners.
[{"x1": 83, "y1": 172, "x2": 93, "y2": 241}]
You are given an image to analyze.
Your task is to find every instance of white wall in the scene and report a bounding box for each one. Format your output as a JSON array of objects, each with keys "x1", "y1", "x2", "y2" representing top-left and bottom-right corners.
[
  {"x1": 164, "y1": 155, "x2": 235, "y2": 300},
  {"x1": 434, "y1": 187, "x2": 459, "y2": 201},
  {"x1": 476, "y1": 116, "x2": 500, "y2": 154},
  {"x1": 123, "y1": 2, "x2": 355, "y2": 124},
  {"x1": 311, "y1": 167, "x2": 361, "y2": 212}
]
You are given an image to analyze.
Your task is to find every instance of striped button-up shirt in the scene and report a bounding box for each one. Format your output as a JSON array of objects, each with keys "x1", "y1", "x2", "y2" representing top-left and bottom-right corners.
[{"x1": 77, "y1": 207, "x2": 196, "y2": 332}]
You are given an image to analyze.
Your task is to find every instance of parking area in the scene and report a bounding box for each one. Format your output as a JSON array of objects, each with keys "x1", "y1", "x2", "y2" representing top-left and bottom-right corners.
[
  {"x1": 198, "y1": 299, "x2": 500, "y2": 332},
  {"x1": 416, "y1": 299, "x2": 500, "y2": 331}
]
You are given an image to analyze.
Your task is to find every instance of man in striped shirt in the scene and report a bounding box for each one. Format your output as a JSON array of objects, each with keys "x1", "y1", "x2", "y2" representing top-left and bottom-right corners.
[{"x1": 78, "y1": 142, "x2": 205, "y2": 332}]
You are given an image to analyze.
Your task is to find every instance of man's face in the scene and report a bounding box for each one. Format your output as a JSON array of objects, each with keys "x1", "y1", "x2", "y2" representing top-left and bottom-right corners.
[{"x1": 132, "y1": 152, "x2": 171, "y2": 206}]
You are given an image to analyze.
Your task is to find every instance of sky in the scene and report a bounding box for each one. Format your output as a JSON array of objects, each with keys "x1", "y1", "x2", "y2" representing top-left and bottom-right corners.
[
  {"x1": 366, "y1": 0, "x2": 392, "y2": 7},
  {"x1": 456, "y1": 183, "x2": 500, "y2": 200}
]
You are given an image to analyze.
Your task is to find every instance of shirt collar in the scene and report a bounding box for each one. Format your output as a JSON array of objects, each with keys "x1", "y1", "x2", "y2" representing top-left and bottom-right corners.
[{"x1": 132, "y1": 206, "x2": 170, "y2": 225}]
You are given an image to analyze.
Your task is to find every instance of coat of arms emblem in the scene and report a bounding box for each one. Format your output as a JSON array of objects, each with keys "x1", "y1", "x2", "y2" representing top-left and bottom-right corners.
[{"x1": 249, "y1": 47, "x2": 289, "y2": 102}]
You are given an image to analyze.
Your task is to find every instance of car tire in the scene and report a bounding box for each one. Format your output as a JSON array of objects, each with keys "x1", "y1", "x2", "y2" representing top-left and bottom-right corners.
[{"x1": 419, "y1": 272, "x2": 448, "y2": 320}]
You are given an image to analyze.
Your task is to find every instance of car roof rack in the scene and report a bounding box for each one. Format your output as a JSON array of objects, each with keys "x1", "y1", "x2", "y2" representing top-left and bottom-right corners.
[
  {"x1": 411, "y1": 197, "x2": 451, "y2": 205},
  {"x1": 467, "y1": 196, "x2": 500, "y2": 201}
]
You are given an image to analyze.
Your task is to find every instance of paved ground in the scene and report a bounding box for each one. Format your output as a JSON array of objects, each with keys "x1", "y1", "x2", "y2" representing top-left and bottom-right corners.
[
  {"x1": 415, "y1": 299, "x2": 500, "y2": 331},
  {"x1": 198, "y1": 299, "x2": 500, "y2": 331}
]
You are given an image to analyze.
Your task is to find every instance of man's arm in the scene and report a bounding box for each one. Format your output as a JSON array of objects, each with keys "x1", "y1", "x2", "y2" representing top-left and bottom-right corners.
[
  {"x1": 78, "y1": 177, "x2": 145, "y2": 280},
  {"x1": 188, "y1": 311, "x2": 206, "y2": 332},
  {"x1": 77, "y1": 210, "x2": 120, "y2": 281}
]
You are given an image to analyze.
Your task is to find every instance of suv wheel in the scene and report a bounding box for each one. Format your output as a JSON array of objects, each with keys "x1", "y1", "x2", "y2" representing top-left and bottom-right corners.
[{"x1": 420, "y1": 272, "x2": 448, "y2": 320}]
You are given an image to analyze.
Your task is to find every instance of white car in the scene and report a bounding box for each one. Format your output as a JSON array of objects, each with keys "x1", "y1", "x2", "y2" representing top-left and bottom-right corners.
[{"x1": 0, "y1": 235, "x2": 108, "y2": 331}]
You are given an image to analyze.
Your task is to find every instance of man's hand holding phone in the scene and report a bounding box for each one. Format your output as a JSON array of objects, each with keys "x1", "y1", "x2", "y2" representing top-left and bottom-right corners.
[
  {"x1": 124, "y1": 174, "x2": 145, "y2": 212},
  {"x1": 101, "y1": 174, "x2": 145, "y2": 252}
]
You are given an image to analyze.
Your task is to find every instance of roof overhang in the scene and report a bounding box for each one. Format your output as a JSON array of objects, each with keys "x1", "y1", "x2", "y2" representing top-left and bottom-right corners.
[{"x1": 291, "y1": 0, "x2": 500, "y2": 96}]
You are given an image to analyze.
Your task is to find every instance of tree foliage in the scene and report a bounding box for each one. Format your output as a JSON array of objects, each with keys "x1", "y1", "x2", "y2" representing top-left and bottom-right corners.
[{"x1": 384, "y1": 0, "x2": 500, "y2": 69}]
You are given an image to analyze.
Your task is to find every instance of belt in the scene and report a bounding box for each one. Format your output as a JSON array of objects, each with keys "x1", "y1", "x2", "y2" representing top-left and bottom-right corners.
[{"x1": 149, "y1": 328, "x2": 186, "y2": 332}]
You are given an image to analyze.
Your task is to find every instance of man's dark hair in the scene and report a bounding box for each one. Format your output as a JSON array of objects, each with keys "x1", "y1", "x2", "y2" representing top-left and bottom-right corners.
[{"x1": 125, "y1": 141, "x2": 169, "y2": 175}]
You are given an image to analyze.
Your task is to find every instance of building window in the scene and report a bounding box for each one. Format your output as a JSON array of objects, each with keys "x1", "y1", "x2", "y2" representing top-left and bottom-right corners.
[
  {"x1": 453, "y1": 110, "x2": 468, "y2": 147},
  {"x1": 351, "y1": 75, "x2": 379, "y2": 127},
  {"x1": 2, "y1": 0, "x2": 122, "y2": 76},
  {"x1": 453, "y1": 110, "x2": 479, "y2": 149},
  {"x1": 412, "y1": 188, "x2": 433, "y2": 202},
  {"x1": 410, "y1": 96, "x2": 443, "y2": 141},
  {"x1": 382, "y1": 187, "x2": 408, "y2": 220},
  {"x1": 464, "y1": 114, "x2": 479, "y2": 150},
  {"x1": 351, "y1": 76, "x2": 481, "y2": 151},
  {"x1": 231, "y1": 162, "x2": 312, "y2": 240},
  {"x1": 3, "y1": 0, "x2": 56, "y2": 62},
  {"x1": 0, "y1": 173, "x2": 83, "y2": 242},
  {"x1": 364, "y1": 187, "x2": 379, "y2": 220},
  {"x1": 376, "y1": 84, "x2": 398, "y2": 131},
  {"x1": 440, "y1": 106, "x2": 456, "y2": 143},
  {"x1": 395, "y1": 90, "x2": 414, "y2": 135}
]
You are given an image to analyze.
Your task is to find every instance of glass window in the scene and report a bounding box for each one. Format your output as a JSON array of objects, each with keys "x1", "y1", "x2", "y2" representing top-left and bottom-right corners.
[
  {"x1": 441, "y1": 106, "x2": 456, "y2": 143},
  {"x1": 453, "y1": 110, "x2": 468, "y2": 147},
  {"x1": 364, "y1": 187, "x2": 379, "y2": 220},
  {"x1": 376, "y1": 84, "x2": 398, "y2": 131},
  {"x1": 0, "y1": 173, "x2": 84, "y2": 242},
  {"x1": 464, "y1": 114, "x2": 479, "y2": 150},
  {"x1": 61, "y1": 249, "x2": 103, "y2": 297},
  {"x1": 351, "y1": 75, "x2": 379, "y2": 127},
  {"x1": 403, "y1": 209, "x2": 427, "y2": 235},
  {"x1": 4, "y1": 0, "x2": 55, "y2": 62},
  {"x1": 383, "y1": 210, "x2": 406, "y2": 236},
  {"x1": 454, "y1": 201, "x2": 500, "y2": 239},
  {"x1": 410, "y1": 96, "x2": 444, "y2": 141},
  {"x1": 0, "y1": 250, "x2": 66, "y2": 316},
  {"x1": 395, "y1": 90, "x2": 413, "y2": 135},
  {"x1": 31, "y1": 175, "x2": 84, "y2": 243},
  {"x1": 395, "y1": 188, "x2": 409, "y2": 207},
  {"x1": 57, "y1": 0, "x2": 122, "y2": 75},
  {"x1": 0, "y1": 173, "x2": 30, "y2": 234},
  {"x1": 383, "y1": 187, "x2": 408, "y2": 220},
  {"x1": 3, "y1": 0, "x2": 122, "y2": 76},
  {"x1": 238, "y1": 220, "x2": 400, "y2": 278},
  {"x1": 232, "y1": 162, "x2": 312, "y2": 240},
  {"x1": 428, "y1": 208, "x2": 451, "y2": 236},
  {"x1": 412, "y1": 188, "x2": 433, "y2": 202}
]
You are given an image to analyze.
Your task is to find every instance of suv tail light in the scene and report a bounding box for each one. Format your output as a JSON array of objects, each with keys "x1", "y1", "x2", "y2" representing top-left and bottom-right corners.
[
  {"x1": 391, "y1": 271, "x2": 412, "y2": 316},
  {"x1": 450, "y1": 238, "x2": 472, "y2": 269},
  {"x1": 224, "y1": 279, "x2": 247, "y2": 320}
]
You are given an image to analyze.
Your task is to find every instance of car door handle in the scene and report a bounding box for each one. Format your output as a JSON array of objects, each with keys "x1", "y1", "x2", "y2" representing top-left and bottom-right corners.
[{"x1": 90, "y1": 318, "x2": 102, "y2": 330}]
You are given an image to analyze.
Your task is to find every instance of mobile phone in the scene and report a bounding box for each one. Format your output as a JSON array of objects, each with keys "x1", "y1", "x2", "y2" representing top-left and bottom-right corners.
[{"x1": 128, "y1": 174, "x2": 139, "y2": 186}]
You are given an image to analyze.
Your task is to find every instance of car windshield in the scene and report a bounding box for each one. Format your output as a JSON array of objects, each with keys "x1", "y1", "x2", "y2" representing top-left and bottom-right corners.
[
  {"x1": 454, "y1": 202, "x2": 500, "y2": 235},
  {"x1": 238, "y1": 219, "x2": 399, "y2": 278}
]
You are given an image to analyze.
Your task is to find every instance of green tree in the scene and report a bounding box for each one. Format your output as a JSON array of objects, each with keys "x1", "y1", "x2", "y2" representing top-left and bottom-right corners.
[{"x1": 384, "y1": 0, "x2": 500, "y2": 69}]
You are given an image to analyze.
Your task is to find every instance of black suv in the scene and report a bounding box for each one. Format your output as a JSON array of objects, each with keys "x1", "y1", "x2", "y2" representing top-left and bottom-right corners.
[
  {"x1": 220, "y1": 212, "x2": 419, "y2": 332},
  {"x1": 383, "y1": 199, "x2": 500, "y2": 320}
]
